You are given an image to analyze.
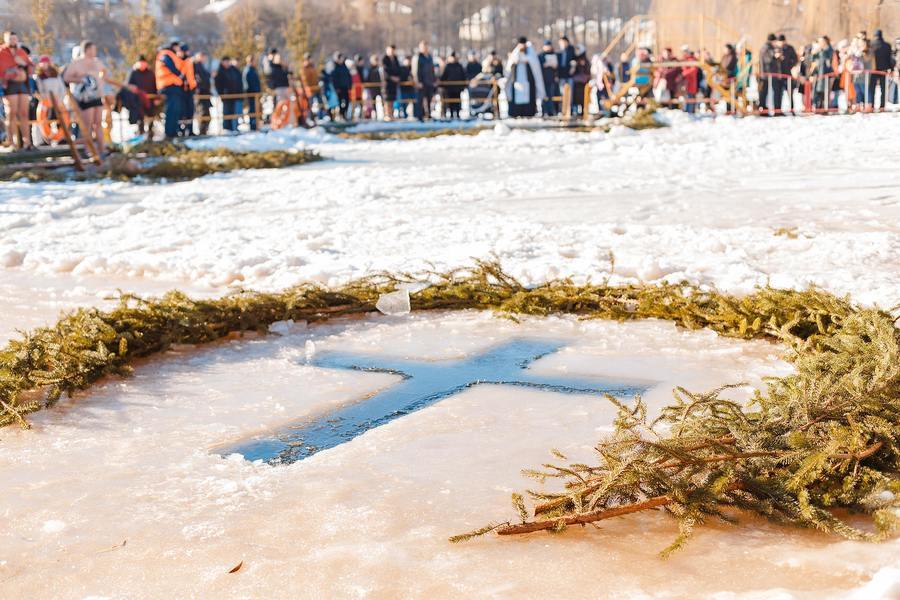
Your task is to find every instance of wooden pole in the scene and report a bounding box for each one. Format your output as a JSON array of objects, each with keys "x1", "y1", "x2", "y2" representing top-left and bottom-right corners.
[{"x1": 49, "y1": 92, "x2": 84, "y2": 172}]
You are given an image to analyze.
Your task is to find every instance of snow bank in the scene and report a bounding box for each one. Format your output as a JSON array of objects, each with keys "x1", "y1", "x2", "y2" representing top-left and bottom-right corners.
[
  {"x1": 2, "y1": 114, "x2": 897, "y2": 309},
  {"x1": 183, "y1": 126, "x2": 342, "y2": 152}
]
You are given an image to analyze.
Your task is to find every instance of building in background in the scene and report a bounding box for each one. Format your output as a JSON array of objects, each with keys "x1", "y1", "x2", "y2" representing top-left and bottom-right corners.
[{"x1": 650, "y1": 0, "x2": 899, "y2": 51}]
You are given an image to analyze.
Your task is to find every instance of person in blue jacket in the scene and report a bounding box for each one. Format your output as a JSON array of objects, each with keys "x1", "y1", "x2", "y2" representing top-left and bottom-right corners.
[
  {"x1": 242, "y1": 55, "x2": 261, "y2": 130},
  {"x1": 557, "y1": 36, "x2": 576, "y2": 111}
]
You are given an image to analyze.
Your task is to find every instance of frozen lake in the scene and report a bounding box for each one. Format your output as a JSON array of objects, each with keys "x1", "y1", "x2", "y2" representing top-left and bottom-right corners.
[
  {"x1": 10, "y1": 311, "x2": 895, "y2": 598},
  {"x1": 1, "y1": 114, "x2": 899, "y2": 597}
]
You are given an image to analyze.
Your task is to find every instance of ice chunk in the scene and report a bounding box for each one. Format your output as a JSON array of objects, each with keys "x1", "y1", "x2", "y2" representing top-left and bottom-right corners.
[
  {"x1": 305, "y1": 339, "x2": 317, "y2": 362},
  {"x1": 270, "y1": 320, "x2": 307, "y2": 336},
  {"x1": 376, "y1": 289, "x2": 411, "y2": 316}
]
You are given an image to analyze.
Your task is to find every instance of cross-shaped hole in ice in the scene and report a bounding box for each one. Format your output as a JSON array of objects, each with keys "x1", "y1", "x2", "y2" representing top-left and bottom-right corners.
[{"x1": 221, "y1": 338, "x2": 651, "y2": 464}]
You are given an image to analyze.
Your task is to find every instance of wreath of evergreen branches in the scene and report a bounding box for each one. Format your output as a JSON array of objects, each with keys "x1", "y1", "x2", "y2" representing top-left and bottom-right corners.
[{"x1": 1, "y1": 261, "x2": 897, "y2": 553}]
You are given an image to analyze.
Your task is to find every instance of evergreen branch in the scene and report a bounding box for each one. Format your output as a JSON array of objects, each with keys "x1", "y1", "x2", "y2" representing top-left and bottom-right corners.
[{"x1": 2, "y1": 262, "x2": 898, "y2": 555}]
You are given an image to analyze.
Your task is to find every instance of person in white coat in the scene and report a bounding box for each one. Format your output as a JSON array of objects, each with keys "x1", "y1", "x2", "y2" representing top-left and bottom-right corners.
[{"x1": 505, "y1": 37, "x2": 547, "y2": 118}]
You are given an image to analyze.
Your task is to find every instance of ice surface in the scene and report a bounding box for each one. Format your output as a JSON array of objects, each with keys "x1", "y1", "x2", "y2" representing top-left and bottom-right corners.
[{"x1": 11, "y1": 312, "x2": 896, "y2": 598}]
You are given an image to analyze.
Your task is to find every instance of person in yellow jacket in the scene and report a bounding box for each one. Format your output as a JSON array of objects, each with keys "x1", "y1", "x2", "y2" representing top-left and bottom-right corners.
[{"x1": 155, "y1": 41, "x2": 188, "y2": 139}]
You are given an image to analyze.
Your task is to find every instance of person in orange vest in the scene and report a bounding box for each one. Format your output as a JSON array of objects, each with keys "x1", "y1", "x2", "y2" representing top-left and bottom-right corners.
[
  {"x1": 155, "y1": 41, "x2": 188, "y2": 139},
  {"x1": 179, "y1": 44, "x2": 197, "y2": 135}
]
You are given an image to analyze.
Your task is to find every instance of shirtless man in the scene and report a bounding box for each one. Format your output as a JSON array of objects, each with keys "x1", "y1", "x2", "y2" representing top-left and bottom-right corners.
[{"x1": 63, "y1": 40, "x2": 108, "y2": 155}]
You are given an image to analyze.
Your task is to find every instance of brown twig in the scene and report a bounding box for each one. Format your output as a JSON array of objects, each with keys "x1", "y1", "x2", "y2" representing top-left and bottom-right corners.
[
  {"x1": 656, "y1": 450, "x2": 780, "y2": 470},
  {"x1": 832, "y1": 441, "x2": 884, "y2": 460},
  {"x1": 502, "y1": 484, "x2": 746, "y2": 536},
  {"x1": 0, "y1": 399, "x2": 31, "y2": 429},
  {"x1": 498, "y1": 495, "x2": 672, "y2": 535}
]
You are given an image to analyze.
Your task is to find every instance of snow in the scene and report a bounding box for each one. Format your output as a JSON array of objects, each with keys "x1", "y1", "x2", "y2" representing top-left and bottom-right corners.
[
  {"x1": 198, "y1": 0, "x2": 237, "y2": 14},
  {"x1": 2, "y1": 113, "x2": 898, "y2": 311},
  {"x1": 1, "y1": 114, "x2": 899, "y2": 596},
  {"x1": 344, "y1": 118, "x2": 491, "y2": 133}
]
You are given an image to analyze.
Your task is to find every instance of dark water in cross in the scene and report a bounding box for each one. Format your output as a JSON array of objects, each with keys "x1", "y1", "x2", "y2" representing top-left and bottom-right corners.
[{"x1": 220, "y1": 338, "x2": 649, "y2": 464}]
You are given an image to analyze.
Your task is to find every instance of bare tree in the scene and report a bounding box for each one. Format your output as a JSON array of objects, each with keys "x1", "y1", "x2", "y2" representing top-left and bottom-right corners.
[{"x1": 29, "y1": 0, "x2": 54, "y2": 56}]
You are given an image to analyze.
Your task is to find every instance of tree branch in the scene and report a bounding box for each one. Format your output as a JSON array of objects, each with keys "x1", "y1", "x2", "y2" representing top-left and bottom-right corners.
[{"x1": 498, "y1": 495, "x2": 672, "y2": 535}]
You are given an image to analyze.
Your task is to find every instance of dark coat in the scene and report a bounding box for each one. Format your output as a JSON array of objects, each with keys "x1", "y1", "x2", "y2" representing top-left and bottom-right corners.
[
  {"x1": 781, "y1": 44, "x2": 798, "y2": 74},
  {"x1": 332, "y1": 62, "x2": 352, "y2": 90},
  {"x1": 557, "y1": 45, "x2": 576, "y2": 78},
  {"x1": 465, "y1": 61, "x2": 481, "y2": 79},
  {"x1": 365, "y1": 64, "x2": 382, "y2": 84},
  {"x1": 439, "y1": 61, "x2": 466, "y2": 97},
  {"x1": 811, "y1": 45, "x2": 834, "y2": 94},
  {"x1": 508, "y1": 58, "x2": 539, "y2": 117},
  {"x1": 265, "y1": 63, "x2": 290, "y2": 89},
  {"x1": 759, "y1": 42, "x2": 779, "y2": 75},
  {"x1": 127, "y1": 65, "x2": 156, "y2": 94},
  {"x1": 412, "y1": 52, "x2": 436, "y2": 87},
  {"x1": 870, "y1": 34, "x2": 895, "y2": 71},
  {"x1": 243, "y1": 65, "x2": 261, "y2": 93},
  {"x1": 194, "y1": 61, "x2": 211, "y2": 95},
  {"x1": 398, "y1": 65, "x2": 414, "y2": 96},
  {"x1": 382, "y1": 54, "x2": 402, "y2": 100},
  {"x1": 214, "y1": 64, "x2": 243, "y2": 95},
  {"x1": 572, "y1": 54, "x2": 591, "y2": 105},
  {"x1": 539, "y1": 51, "x2": 559, "y2": 97}
]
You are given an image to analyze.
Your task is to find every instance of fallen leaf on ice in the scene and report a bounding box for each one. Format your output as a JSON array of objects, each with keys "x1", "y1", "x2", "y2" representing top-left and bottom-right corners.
[
  {"x1": 228, "y1": 561, "x2": 243, "y2": 574},
  {"x1": 97, "y1": 540, "x2": 127, "y2": 554}
]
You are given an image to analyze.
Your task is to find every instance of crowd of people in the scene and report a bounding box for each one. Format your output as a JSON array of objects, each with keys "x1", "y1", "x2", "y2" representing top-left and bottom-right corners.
[
  {"x1": 756, "y1": 29, "x2": 897, "y2": 112},
  {"x1": 0, "y1": 27, "x2": 898, "y2": 153}
]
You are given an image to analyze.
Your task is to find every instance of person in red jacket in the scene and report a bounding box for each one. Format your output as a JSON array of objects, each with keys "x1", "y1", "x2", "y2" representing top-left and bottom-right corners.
[
  {"x1": 349, "y1": 60, "x2": 363, "y2": 119},
  {"x1": 0, "y1": 31, "x2": 34, "y2": 150},
  {"x1": 127, "y1": 55, "x2": 157, "y2": 135},
  {"x1": 679, "y1": 45, "x2": 700, "y2": 114}
]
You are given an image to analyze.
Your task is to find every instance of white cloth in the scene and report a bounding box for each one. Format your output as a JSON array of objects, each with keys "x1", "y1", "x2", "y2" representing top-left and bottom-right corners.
[
  {"x1": 504, "y1": 43, "x2": 546, "y2": 103},
  {"x1": 591, "y1": 54, "x2": 610, "y2": 91},
  {"x1": 513, "y1": 60, "x2": 531, "y2": 104}
]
